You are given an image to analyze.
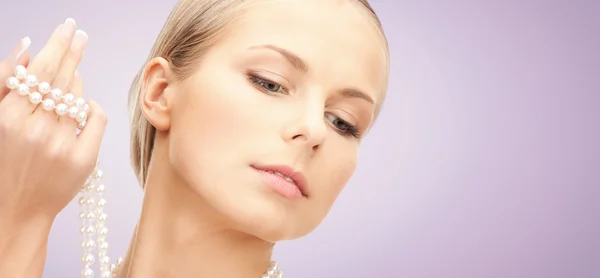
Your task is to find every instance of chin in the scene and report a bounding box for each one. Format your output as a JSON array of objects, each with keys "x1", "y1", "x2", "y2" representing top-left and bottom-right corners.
[{"x1": 225, "y1": 192, "x2": 311, "y2": 242}]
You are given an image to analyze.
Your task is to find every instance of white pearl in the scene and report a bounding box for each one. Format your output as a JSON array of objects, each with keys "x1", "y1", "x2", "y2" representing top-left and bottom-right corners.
[
  {"x1": 97, "y1": 198, "x2": 106, "y2": 207},
  {"x1": 85, "y1": 183, "x2": 96, "y2": 192},
  {"x1": 82, "y1": 240, "x2": 96, "y2": 251},
  {"x1": 116, "y1": 257, "x2": 123, "y2": 265},
  {"x1": 75, "y1": 97, "x2": 86, "y2": 108},
  {"x1": 82, "y1": 103, "x2": 90, "y2": 113},
  {"x1": 86, "y1": 212, "x2": 96, "y2": 220},
  {"x1": 14, "y1": 65, "x2": 27, "y2": 79},
  {"x1": 5, "y1": 76, "x2": 19, "y2": 90},
  {"x1": 99, "y1": 242, "x2": 109, "y2": 251},
  {"x1": 85, "y1": 197, "x2": 96, "y2": 206},
  {"x1": 29, "y1": 92, "x2": 42, "y2": 104},
  {"x1": 63, "y1": 93, "x2": 75, "y2": 105},
  {"x1": 79, "y1": 211, "x2": 87, "y2": 219},
  {"x1": 25, "y1": 74, "x2": 37, "y2": 87},
  {"x1": 101, "y1": 270, "x2": 112, "y2": 278},
  {"x1": 55, "y1": 103, "x2": 68, "y2": 115},
  {"x1": 82, "y1": 253, "x2": 95, "y2": 264},
  {"x1": 42, "y1": 98, "x2": 55, "y2": 111},
  {"x1": 78, "y1": 121, "x2": 87, "y2": 130},
  {"x1": 68, "y1": 106, "x2": 80, "y2": 118},
  {"x1": 86, "y1": 225, "x2": 96, "y2": 235},
  {"x1": 50, "y1": 88, "x2": 63, "y2": 100},
  {"x1": 100, "y1": 256, "x2": 110, "y2": 265},
  {"x1": 81, "y1": 267, "x2": 94, "y2": 278},
  {"x1": 98, "y1": 226, "x2": 109, "y2": 236},
  {"x1": 17, "y1": 83, "x2": 29, "y2": 95},
  {"x1": 95, "y1": 170, "x2": 103, "y2": 179},
  {"x1": 97, "y1": 236, "x2": 106, "y2": 244},
  {"x1": 97, "y1": 185, "x2": 106, "y2": 194},
  {"x1": 76, "y1": 111, "x2": 88, "y2": 123},
  {"x1": 38, "y1": 81, "x2": 51, "y2": 94},
  {"x1": 98, "y1": 250, "x2": 108, "y2": 258}
]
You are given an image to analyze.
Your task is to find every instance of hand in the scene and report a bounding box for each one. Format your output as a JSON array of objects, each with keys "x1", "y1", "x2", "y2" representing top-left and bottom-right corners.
[{"x1": 0, "y1": 18, "x2": 107, "y2": 228}]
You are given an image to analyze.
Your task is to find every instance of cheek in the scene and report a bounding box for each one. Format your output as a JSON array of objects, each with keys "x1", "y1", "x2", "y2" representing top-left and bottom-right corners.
[{"x1": 168, "y1": 73, "x2": 259, "y2": 178}]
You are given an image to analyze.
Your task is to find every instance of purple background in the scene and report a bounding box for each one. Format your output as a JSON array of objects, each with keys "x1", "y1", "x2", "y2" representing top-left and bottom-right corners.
[{"x1": 1, "y1": 1, "x2": 599, "y2": 277}]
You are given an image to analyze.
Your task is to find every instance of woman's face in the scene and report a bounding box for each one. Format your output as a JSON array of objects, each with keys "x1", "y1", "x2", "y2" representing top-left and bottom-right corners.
[{"x1": 166, "y1": 0, "x2": 387, "y2": 241}]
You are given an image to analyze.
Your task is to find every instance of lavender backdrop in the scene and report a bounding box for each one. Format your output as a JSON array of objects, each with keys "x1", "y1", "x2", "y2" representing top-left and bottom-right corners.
[{"x1": 1, "y1": 1, "x2": 599, "y2": 277}]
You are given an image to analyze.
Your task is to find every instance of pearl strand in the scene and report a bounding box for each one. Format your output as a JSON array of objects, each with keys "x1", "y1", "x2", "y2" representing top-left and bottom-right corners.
[{"x1": 78, "y1": 162, "x2": 122, "y2": 278}]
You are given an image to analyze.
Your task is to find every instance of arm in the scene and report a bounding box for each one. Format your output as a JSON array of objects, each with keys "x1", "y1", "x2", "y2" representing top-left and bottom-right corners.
[{"x1": 0, "y1": 217, "x2": 53, "y2": 278}]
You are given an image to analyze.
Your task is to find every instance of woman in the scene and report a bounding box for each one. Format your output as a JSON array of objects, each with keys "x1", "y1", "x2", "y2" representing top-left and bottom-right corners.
[{"x1": 0, "y1": 0, "x2": 389, "y2": 277}]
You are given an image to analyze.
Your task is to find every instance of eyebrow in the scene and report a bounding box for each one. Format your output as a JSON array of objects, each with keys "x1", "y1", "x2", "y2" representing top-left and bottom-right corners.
[
  {"x1": 248, "y1": 44, "x2": 308, "y2": 73},
  {"x1": 340, "y1": 88, "x2": 375, "y2": 105},
  {"x1": 248, "y1": 44, "x2": 375, "y2": 105}
]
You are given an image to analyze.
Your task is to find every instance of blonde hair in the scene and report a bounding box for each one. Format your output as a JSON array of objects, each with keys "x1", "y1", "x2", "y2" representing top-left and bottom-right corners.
[{"x1": 128, "y1": 0, "x2": 388, "y2": 187}]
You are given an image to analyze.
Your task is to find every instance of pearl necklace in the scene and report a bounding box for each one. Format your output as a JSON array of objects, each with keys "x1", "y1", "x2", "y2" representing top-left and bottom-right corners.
[{"x1": 78, "y1": 162, "x2": 284, "y2": 278}]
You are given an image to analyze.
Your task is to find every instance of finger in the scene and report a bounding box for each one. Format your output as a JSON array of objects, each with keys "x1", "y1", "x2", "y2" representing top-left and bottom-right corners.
[
  {"x1": 16, "y1": 18, "x2": 77, "y2": 115},
  {"x1": 58, "y1": 70, "x2": 85, "y2": 131},
  {"x1": 74, "y1": 100, "x2": 107, "y2": 166},
  {"x1": 33, "y1": 30, "x2": 88, "y2": 121},
  {"x1": 0, "y1": 37, "x2": 31, "y2": 103}
]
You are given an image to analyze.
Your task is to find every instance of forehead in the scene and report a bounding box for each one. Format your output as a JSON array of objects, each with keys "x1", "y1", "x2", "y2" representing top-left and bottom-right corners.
[{"x1": 220, "y1": 0, "x2": 388, "y2": 104}]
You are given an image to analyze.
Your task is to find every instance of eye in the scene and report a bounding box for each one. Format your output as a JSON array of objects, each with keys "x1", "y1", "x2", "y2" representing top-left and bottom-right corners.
[
  {"x1": 325, "y1": 113, "x2": 361, "y2": 139},
  {"x1": 248, "y1": 75, "x2": 287, "y2": 94}
]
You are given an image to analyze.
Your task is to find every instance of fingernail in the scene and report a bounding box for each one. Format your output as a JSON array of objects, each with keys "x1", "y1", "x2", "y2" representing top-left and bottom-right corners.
[
  {"x1": 71, "y1": 30, "x2": 88, "y2": 51},
  {"x1": 61, "y1": 18, "x2": 76, "y2": 38},
  {"x1": 7, "y1": 36, "x2": 31, "y2": 64}
]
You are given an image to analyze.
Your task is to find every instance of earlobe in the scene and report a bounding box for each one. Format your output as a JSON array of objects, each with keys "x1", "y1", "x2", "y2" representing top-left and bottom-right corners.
[{"x1": 140, "y1": 57, "x2": 173, "y2": 131}]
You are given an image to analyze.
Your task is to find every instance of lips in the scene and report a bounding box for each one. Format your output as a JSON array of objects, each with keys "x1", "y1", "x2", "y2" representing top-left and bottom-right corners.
[{"x1": 251, "y1": 164, "x2": 308, "y2": 198}]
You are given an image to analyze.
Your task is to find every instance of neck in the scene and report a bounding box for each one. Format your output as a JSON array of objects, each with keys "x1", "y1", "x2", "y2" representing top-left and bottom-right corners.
[{"x1": 118, "y1": 143, "x2": 274, "y2": 278}]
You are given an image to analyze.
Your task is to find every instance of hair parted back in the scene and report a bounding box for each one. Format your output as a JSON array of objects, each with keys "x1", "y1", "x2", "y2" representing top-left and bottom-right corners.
[{"x1": 128, "y1": 0, "x2": 388, "y2": 188}]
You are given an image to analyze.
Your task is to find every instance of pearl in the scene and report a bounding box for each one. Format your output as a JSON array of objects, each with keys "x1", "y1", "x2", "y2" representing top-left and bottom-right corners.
[
  {"x1": 17, "y1": 83, "x2": 29, "y2": 96},
  {"x1": 98, "y1": 226, "x2": 108, "y2": 236},
  {"x1": 82, "y1": 253, "x2": 95, "y2": 264},
  {"x1": 63, "y1": 93, "x2": 75, "y2": 105},
  {"x1": 97, "y1": 185, "x2": 106, "y2": 194},
  {"x1": 99, "y1": 242, "x2": 109, "y2": 251},
  {"x1": 78, "y1": 121, "x2": 87, "y2": 130},
  {"x1": 85, "y1": 182, "x2": 96, "y2": 192},
  {"x1": 82, "y1": 103, "x2": 90, "y2": 113},
  {"x1": 86, "y1": 212, "x2": 96, "y2": 220},
  {"x1": 100, "y1": 256, "x2": 110, "y2": 265},
  {"x1": 76, "y1": 111, "x2": 88, "y2": 123},
  {"x1": 55, "y1": 103, "x2": 68, "y2": 116},
  {"x1": 68, "y1": 106, "x2": 80, "y2": 118},
  {"x1": 42, "y1": 98, "x2": 55, "y2": 111},
  {"x1": 82, "y1": 240, "x2": 96, "y2": 251},
  {"x1": 101, "y1": 270, "x2": 112, "y2": 278},
  {"x1": 98, "y1": 250, "x2": 108, "y2": 258},
  {"x1": 81, "y1": 267, "x2": 94, "y2": 278},
  {"x1": 25, "y1": 74, "x2": 38, "y2": 87},
  {"x1": 5, "y1": 76, "x2": 19, "y2": 90},
  {"x1": 50, "y1": 88, "x2": 63, "y2": 100},
  {"x1": 38, "y1": 81, "x2": 51, "y2": 94},
  {"x1": 29, "y1": 92, "x2": 42, "y2": 104},
  {"x1": 75, "y1": 97, "x2": 86, "y2": 108},
  {"x1": 14, "y1": 65, "x2": 27, "y2": 80}
]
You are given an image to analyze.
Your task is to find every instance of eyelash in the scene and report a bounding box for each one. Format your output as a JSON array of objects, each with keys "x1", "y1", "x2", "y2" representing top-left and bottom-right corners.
[{"x1": 247, "y1": 74, "x2": 362, "y2": 139}]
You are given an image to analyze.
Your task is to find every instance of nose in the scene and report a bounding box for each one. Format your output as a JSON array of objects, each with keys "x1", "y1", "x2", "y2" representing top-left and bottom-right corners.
[{"x1": 282, "y1": 102, "x2": 327, "y2": 152}]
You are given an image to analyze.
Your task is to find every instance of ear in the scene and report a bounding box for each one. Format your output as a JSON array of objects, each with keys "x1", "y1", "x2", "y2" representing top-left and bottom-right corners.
[{"x1": 140, "y1": 57, "x2": 173, "y2": 131}]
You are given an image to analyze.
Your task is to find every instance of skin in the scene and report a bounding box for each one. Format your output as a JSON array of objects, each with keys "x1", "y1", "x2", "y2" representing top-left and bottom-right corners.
[
  {"x1": 0, "y1": 19, "x2": 106, "y2": 278},
  {"x1": 119, "y1": 1, "x2": 388, "y2": 277}
]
